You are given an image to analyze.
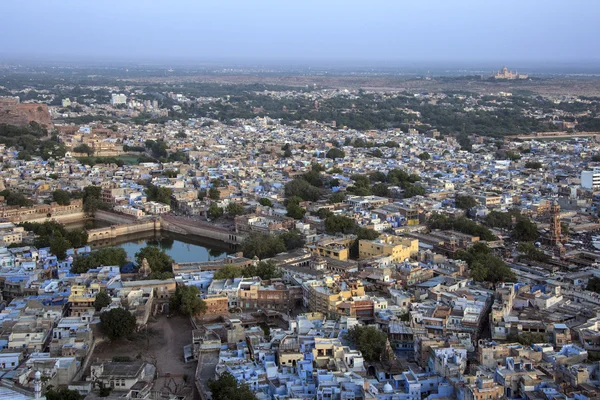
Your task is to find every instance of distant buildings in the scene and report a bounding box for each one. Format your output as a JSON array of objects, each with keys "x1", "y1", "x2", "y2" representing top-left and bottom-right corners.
[
  {"x1": 492, "y1": 66, "x2": 528, "y2": 80},
  {"x1": 111, "y1": 93, "x2": 127, "y2": 105}
]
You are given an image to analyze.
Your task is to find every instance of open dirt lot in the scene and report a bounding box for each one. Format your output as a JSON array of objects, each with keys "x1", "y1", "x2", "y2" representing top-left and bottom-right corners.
[{"x1": 92, "y1": 315, "x2": 196, "y2": 397}]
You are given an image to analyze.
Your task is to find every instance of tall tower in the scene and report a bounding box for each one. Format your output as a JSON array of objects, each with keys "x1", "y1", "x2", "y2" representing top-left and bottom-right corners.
[
  {"x1": 549, "y1": 200, "x2": 562, "y2": 245},
  {"x1": 34, "y1": 370, "x2": 41, "y2": 399}
]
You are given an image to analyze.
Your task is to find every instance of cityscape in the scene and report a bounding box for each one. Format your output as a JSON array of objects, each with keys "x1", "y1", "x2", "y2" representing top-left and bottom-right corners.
[{"x1": 1, "y1": 1, "x2": 600, "y2": 400}]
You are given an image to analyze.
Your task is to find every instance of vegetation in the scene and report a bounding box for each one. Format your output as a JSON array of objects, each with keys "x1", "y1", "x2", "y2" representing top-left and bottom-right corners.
[
  {"x1": 208, "y1": 371, "x2": 257, "y2": 400},
  {"x1": 208, "y1": 204, "x2": 224, "y2": 219},
  {"x1": 213, "y1": 260, "x2": 283, "y2": 280},
  {"x1": 71, "y1": 247, "x2": 128, "y2": 274},
  {"x1": 226, "y1": 202, "x2": 244, "y2": 217},
  {"x1": 455, "y1": 195, "x2": 477, "y2": 210},
  {"x1": 100, "y1": 308, "x2": 137, "y2": 340},
  {"x1": 135, "y1": 246, "x2": 174, "y2": 279},
  {"x1": 21, "y1": 221, "x2": 88, "y2": 260},
  {"x1": 170, "y1": 285, "x2": 207, "y2": 316},
  {"x1": 284, "y1": 177, "x2": 323, "y2": 202},
  {"x1": 241, "y1": 233, "x2": 287, "y2": 259},
  {"x1": 508, "y1": 332, "x2": 546, "y2": 346},
  {"x1": 524, "y1": 161, "x2": 543, "y2": 169},
  {"x1": 258, "y1": 198, "x2": 273, "y2": 207},
  {"x1": 52, "y1": 189, "x2": 71, "y2": 205},
  {"x1": 145, "y1": 184, "x2": 173, "y2": 205},
  {"x1": 418, "y1": 152, "x2": 431, "y2": 160},
  {"x1": 326, "y1": 147, "x2": 345, "y2": 159},
  {"x1": 587, "y1": 277, "x2": 600, "y2": 294},
  {"x1": 209, "y1": 187, "x2": 221, "y2": 200},
  {"x1": 81, "y1": 185, "x2": 106, "y2": 214},
  {"x1": 456, "y1": 242, "x2": 515, "y2": 283},
  {"x1": 517, "y1": 242, "x2": 549, "y2": 263},
  {"x1": 94, "y1": 290, "x2": 112, "y2": 311},
  {"x1": 346, "y1": 325, "x2": 388, "y2": 362},
  {"x1": 427, "y1": 213, "x2": 497, "y2": 241},
  {"x1": 45, "y1": 388, "x2": 84, "y2": 400},
  {"x1": 73, "y1": 143, "x2": 94, "y2": 155},
  {"x1": 279, "y1": 229, "x2": 306, "y2": 251},
  {"x1": 286, "y1": 197, "x2": 306, "y2": 219},
  {"x1": 0, "y1": 189, "x2": 33, "y2": 207}
]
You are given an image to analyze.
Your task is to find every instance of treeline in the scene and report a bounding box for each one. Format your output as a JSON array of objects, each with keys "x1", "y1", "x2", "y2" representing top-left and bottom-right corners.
[
  {"x1": 20, "y1": 221, "x2": 88, "y2": 259},
  {"x1": 427, "y1": 213, "x2": 498, "y2": 241},
  {"x1": 0, "y1": 123, "x2": 67, "y2": 161}
]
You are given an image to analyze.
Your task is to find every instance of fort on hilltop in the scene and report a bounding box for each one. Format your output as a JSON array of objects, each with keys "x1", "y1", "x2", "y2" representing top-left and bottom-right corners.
[{"x1": 0, "y1": 97, "x2": 52, "y2": 128}]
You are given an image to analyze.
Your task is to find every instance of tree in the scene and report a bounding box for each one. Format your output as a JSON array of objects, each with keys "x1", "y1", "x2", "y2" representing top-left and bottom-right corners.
[
  {"x1": 100, "y1": 308, "x2": 136, "y2": 340},
  {"x1": 145, "y1": 184, "x2": 173, "y2": 205},
  {"x1": 71, "y1": 247, "x2": 128, "y2": 274},
  {"x1": 135, "y1": 246, "x2": 174, "y2": 276},
  {"x1": 258, "y1": 198, "x2": 273, "y2": 207},
  {"x1": 208, "y1": 204, "x2": 224, "y2": 219},
  {"x1": 280, "y1": 229, "x2": 306, "y2": 251},
  {"x1": 518, "y1": 242, "x2": 549, "y2": 263},
  {"x1": 213, "y1": 265, "x2": 244, "y2": 280},
  {"x1": 17, "y1": 150, "x2": 32, "y2": 161},
  {"x1": 241, "y1": 233, "x2": 286, "y2": 259},
  {"x1": 418, "y1": 152, "x2": 431, "y2": 160},
  {"x1": 346, "y1": 325, "x2": 387, "y2": 362},
  {"x1": 326, "y1": 148, "x2": 345, "y2": 159},
  {"x1": 226, "y1": 202, "x2": 244, "y2": 217},
  {"x1": 208, "y1": 371, "x2": 257, "y2": 400},
  {"x1": 170, "y1": 285, "x2": 207, "y2": 316},
  {"x1": 82, "y1": 185, "x2": 104, "y2": 214},
  {"x1": 73, "y1": 143, "x2": 94, "y2": 156},
  {"x1": 53, "y1": 189, "x2": 71, "y2": 206},
  {"x1": 525, "y1": 161, "x2": 543, "y2": 169},
  {"x1": 403, "y1": 184, "x2": 425, "y2": 198},
  {"x1": 371, "y1": 183, "x2": 389, "y2": 197},
  {"x1": 46, "y1": 388, "x2": 84, "y2": 400},
  {"x1": 50, "y1": 236, "x2": 71, "y2": 260},
  {"x1": 587, "y1": 277, "x2": 600, "y2": 294},
  {"x1": 513, "y1": 218, "x2": 539, "y2": 242},
  {"x1": 245, "y1": 260, "x2": 283, "y2": 280},
  {"x1": 456, "y1": 242, "x2": 515, "y2": 283},
  {"x1": 284, "y1": 178, "x2": 322, "y2": 202},
  {"x1": 94, "y1": 290, "x2": 112, "y2": 311},
  {"x1": 325, "y1": 215, "x2": 356, "y2": 234},
  {"x1": 329, "y1": 192, "x2": 346, "y2": 204},
  {"x1": 209, "y1": 187, "x2": 221, "y2": 200},
  {"x1": 286, "y1": 202, "x2": 306, "y2": 219},
  {"x1": 455, "y1": 195, "x2": 477, "y2": 210}
]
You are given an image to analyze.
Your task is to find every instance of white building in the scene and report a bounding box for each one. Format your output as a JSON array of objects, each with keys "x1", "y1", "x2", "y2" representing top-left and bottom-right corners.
[
  {"x1": 581, "y1": 168, "x2": 600, "y2": 190},
  {"x1": 111, "y1": 93, "x2": 127, "y2": 106}
]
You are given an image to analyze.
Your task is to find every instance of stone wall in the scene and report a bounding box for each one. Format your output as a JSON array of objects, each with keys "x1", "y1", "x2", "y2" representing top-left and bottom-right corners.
[{"x1": 0, "y1": 98, "x2": 52, "y2": 128}]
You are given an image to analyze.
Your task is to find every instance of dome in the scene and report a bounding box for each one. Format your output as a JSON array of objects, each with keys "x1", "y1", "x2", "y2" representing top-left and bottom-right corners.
[
  {"x1": 35, "y1": 371, "x2": 41, "y2": 380},
  {"x1": 383, "y1": 383, "x2": 393, "y2": 393}
]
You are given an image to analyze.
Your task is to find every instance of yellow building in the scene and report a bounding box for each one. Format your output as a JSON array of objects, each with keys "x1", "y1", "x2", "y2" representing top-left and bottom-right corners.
[
  {"x1": 359, "y1": 234, "x2": 418, "y2": 262},
  {"x1": 303, "y1": 277, "x2": 365, "y2": 318},
  {"x1": 309, "y1": 236, "x2": 354, "y2": 261},
  {"x1": 68, "y1": 284, "x2": 100, "y2": 317}
]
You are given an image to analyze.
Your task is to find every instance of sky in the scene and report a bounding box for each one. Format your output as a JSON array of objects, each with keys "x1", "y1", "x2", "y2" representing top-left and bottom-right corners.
[{"x1": 1, "y1": 0, "x2": 599, "y2": 67}]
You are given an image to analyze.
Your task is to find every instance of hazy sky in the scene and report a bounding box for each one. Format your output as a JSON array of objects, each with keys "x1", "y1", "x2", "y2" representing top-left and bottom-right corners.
[{"x1": 1, "y1": 0, "x2": 599, "y2": 65}]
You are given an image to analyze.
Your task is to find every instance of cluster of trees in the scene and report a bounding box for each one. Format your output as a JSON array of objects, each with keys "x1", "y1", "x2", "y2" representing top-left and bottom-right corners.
[
  {"x1": 170, "y1": 285, "x2": 207, "y2": 316},
  {"x1": 286, "y1": 197, "x2": 306, "y2": 219},
  {"x1": 346, "y1": 325, "x2": 388, "y2": 362},
  {"x1": 0, "y1": 123, "x2": 67, "y2": 161},
  {"x1": 94, "y1": 290, "x2": 112, "y2": 311},
  {"x1": 587, "y1": 277, "x2": 600, "y2": 294},
  {"x1": 81, "y1": 185, "x2": 107, "y2": 214},
  {"x1": 345, "y1": 169, "x2": 424, "y2": 199},
  {"x1": 285, "y1": 177, "x2": 323, "y2": 202},
  {"x1": 456, "y1": 242, "x2": 515, "y2": 283},
  {"x1": 343, "y1": 137, "x2": 399, "y2": 149},
  {"x1": 427, "y1": 213, "x2": 497, "y2": 241},
  {"x1": 484, "y1": 210, "x2": 539, "y2": 242},
  {"x1": 73, "y1": 143, "x2": 94, "y2": 155},
  {"x1": 46, "y1": 388, "x2": 84, "y2": 400},
  {"x1": 100, "y1": 308, "x2": 137, "y2": 340},
  {"x1": 145, "y1": 184, "x2": 173, "y2": 205},
  {"x1": 122, "y1": 144, "x2": 146, "y2": 152},
  {"x1": 241, "y1": 230, "x2": 305, "y2": 259},
  {"x1": 0, "y1": 189, "x2": 33, "y2": 207},
  {"x1": 71, "y1": 247, "x2": 128, "y2": 273},
  {"x1": 76, "y1": 156, "x2": 127, "y2": 167},
  {"x1": 136, "y1": 246, "x2": 174, "y2": 279},
  {"x1": 326, "y1": 147, "x2": 345, "y2": 159},
  {"x1": 524, "y1": 161, "x2": 543, "y2": 169},
  {"x1": 213, "y1": 260, "x2": 282, "y2": 280},
  {"x1": 208, "y1": 371, "x2": 257, "y2": 400},
  {"x1": 21, "y1": 221, "x2": 88, "y2": 260},
  {"x1": 517, "y1": 242, "x2": 549, "y2": 263},
  {"x1": 455, "y1": 195, "x2": 478, "y2": 210},
  {"x1": 52, "y1": 189, "x2": 71, "y2": 205}
]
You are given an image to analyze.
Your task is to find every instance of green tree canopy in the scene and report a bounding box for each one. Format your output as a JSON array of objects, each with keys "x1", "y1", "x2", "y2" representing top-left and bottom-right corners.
[
  {"x1": 280, "y1": 229, "x2": 306, "y2": 251},
  {"x1": 258, "y1": 198, "x2": 273, "y2": 207},
  {"x1": 418, "y1": 152, "x2": 431, "y2": 160},
  {"x1": 209, "y1": 187, "x2": 221, "y2": 200},
  {"x1": 135, "y1": 246, "x2": 174, "y2": 276},
  {"x1": 208, "y1": 204, "x2": 224, "y2": 219},
  {"x1": 226, "y1": 202, "x2": 245, "y2": 217},
  {"x1": 100, "y1": 308, "x2": 136, "y2": 340},
  {"x1": 46, "y1": 388, "x2": 84, "y2": 400},
  {"x1": 208, "y1": 371, "x2": 257, "y2": 400},
  {"x1": 71, "y1": 247, "x2": 128, "y2": 274},
  {"x1": 170, "y1": 285, "x2": 207, "y2": 316},
  {"x1": 94, "y1": 290, "x2": 112, "y2": 311},
  {"x1": 145, "y1": 184, "x2": 173, "y2": 205},
  {"x1": 326, "y1": 148, "x2": 345, "y2": 159},
  {"x1": 53, "y1": 189, "x2": 71, "y2": 206},
  {"x1": 455, "y1": 195, "x2": 478, "y2": 210},
  {"x1": 346, "y1": 325, "x2": 388, "y2": 362},
  {"x1": 241, "y1": 232, "x2": 286, "y2": 259},
  {"x1": 73, "y1": 143, "x2": 94, "y2": 156}
]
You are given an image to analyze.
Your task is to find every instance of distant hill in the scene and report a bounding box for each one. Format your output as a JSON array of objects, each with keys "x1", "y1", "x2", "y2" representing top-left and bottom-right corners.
[{"x1": 0, "y1": 98, "x2": 52, "y2": 129}]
